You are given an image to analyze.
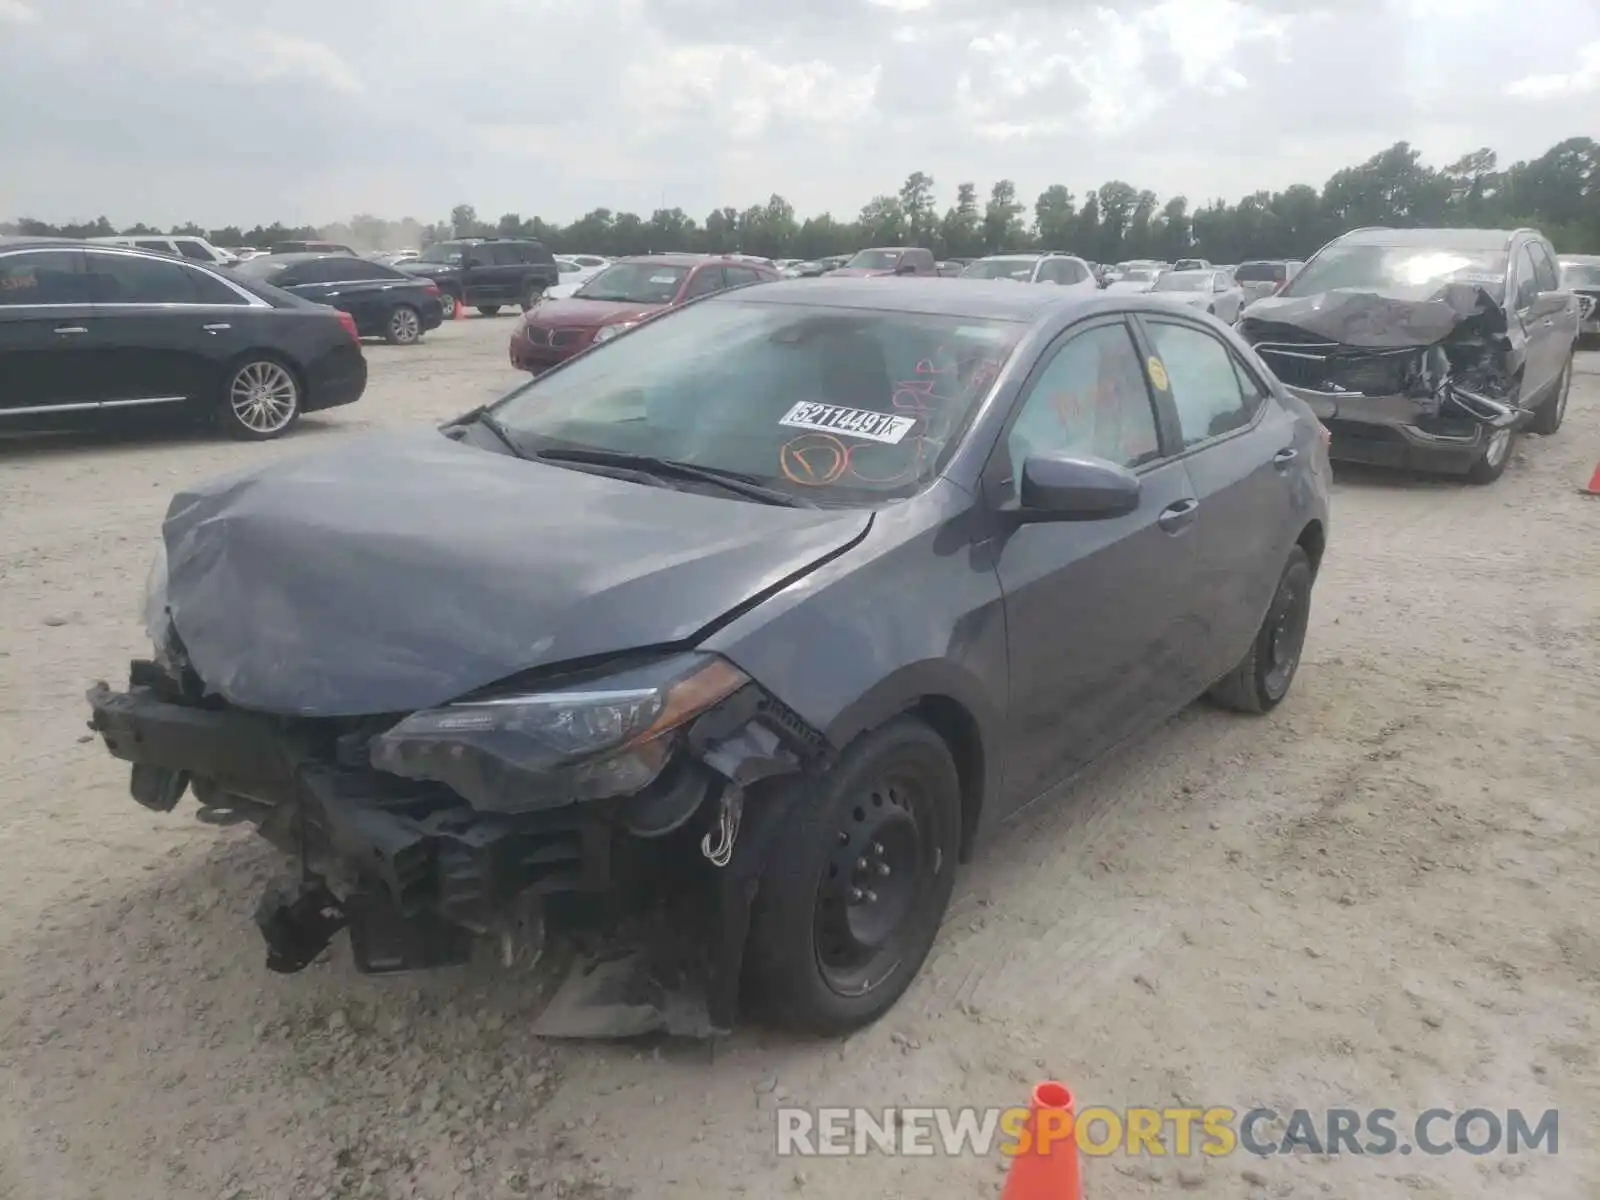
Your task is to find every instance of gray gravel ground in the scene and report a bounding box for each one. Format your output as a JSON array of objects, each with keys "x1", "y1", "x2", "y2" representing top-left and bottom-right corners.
[{"x1": 2, "y1": 316, "x2": 1598, "y2": 1199}]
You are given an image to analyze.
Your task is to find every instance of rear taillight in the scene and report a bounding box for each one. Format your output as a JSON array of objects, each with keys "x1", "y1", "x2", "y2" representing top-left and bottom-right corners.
[
  {"x1": 335, "y1": 310, "x2": 360, "y2": 342},
  {"x1": 423, "y1": 281, "x2": 440, "y2": 296}
]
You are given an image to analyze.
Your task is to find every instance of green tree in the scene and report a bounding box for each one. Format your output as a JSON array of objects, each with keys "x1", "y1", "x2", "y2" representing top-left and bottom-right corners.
[
  {"x1": 982, "y1": 180, "x2": 1024, "y2": 252},
  {"x1": 940, "y1": 182, "x2": 982, "y2": 257},
  {"x1": 1033, "y1": 185, "x2": 1077, "y2": 252}
]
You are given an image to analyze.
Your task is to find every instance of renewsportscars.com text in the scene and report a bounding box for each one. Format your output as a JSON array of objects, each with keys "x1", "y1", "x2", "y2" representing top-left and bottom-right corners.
[{"x1": 775, "y1": 1106, "x2": 1559, "y2": 1158}]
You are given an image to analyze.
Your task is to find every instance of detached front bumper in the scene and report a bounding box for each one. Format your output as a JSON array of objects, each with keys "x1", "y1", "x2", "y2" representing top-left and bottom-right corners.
[
  {"x1": 1281, "y1": 384, "x2": 1524, "y2": 474},
  {"x1": 87, "y1": 661, "x2": 826, "y2": 1034}
]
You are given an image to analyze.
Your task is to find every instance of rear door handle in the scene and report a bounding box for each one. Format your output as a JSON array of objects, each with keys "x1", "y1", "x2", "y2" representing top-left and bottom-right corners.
[
  {"x1": 202, "y1": 323, "x2": 231, "y2": 333},
  {"x1": 1158, "y1": 498, "x2": 1199, "y2": 533},
  {"x1": 1273, "y1": 447, "x2": 1298, "y2": 470},
  {"x1": 53, "y1": 326, "x2": 87, "y2": 335}
]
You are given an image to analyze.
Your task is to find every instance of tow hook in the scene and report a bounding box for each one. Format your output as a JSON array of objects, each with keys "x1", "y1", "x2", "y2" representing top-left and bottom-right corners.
[
  {"x1": 254, "y1": 875, "x2": 346, "y2": 974},
  {"x1": 700, "y1": 784, "x2": 743, "y2": 868}
]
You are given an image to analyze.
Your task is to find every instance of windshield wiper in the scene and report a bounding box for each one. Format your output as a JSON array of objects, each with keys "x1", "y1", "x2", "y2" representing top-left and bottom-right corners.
[{"x1": 533, "y1": 447, "x2": 816, "y2": 507}]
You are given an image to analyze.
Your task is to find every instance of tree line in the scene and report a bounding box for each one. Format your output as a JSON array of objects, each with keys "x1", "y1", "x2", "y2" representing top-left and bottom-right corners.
[{"x1": 6, "y1": 137, "x2": 1595, "y2": 265}]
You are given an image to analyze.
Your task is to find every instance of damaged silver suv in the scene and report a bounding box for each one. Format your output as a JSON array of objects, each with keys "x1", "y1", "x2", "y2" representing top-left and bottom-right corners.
[{"x1": 1239, "y1": 227, "x2": 1578, "y2": 484}]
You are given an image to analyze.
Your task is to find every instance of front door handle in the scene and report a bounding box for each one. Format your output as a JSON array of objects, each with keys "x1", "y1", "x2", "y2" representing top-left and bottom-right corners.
[
  {"x1": 1273, "y1": 447, "x2": 1298, "y2": 470},
  {"x1": 53, "y1": 326, "x2": 88, "y2": 335},
  {"x1": 1158, "y1": 498, "x2": 1199, "y2": 534},
  {"x1": 202, "y1": 323, "x2": 231, "y2": 333}
]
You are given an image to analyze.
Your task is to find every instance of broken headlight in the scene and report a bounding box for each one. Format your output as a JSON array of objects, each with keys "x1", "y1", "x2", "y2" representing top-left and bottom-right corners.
[{"x1": 369, "y1": 653, "x2": 748, "y2": 812}]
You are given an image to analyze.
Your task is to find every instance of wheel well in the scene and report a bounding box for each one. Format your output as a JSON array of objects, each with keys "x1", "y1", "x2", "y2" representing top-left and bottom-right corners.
[
  {"x1": 1297, "y1": 519, "x2": 1326, "y2": 577},
  {"x1": 906, "y1": 696, "x2": 985, "y2": 862}
]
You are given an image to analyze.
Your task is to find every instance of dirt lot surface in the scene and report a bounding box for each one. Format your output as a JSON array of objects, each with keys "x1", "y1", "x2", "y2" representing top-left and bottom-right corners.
[{"x1": 2, "y1": 317, "x2": 1597, "y2": 1200}]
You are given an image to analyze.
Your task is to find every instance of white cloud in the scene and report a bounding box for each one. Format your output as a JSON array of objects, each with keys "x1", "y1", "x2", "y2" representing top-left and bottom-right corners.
[
  {"x1": 0, "y1": 0, "x2": 1596, "y2": 227},
  {"x1": 1506, "y1": 40, "x2": 1600, "y2": 98}
]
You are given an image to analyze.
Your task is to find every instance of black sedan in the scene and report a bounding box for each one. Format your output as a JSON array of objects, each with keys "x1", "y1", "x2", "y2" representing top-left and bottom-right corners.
[
  {"x1": 87, "y1": 278, "x2": 1330, "y2": 1035},
  {"x1": 234, "y1": 253, "x2": 444, "y2": 345},
  {"x1": 0, "y1": 238, "x2": 367, "y2": 440}
]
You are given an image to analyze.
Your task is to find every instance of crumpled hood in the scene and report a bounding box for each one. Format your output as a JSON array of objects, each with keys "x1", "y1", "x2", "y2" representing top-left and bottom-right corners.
[
  {"x1": 159, "y1": 432, "x2": 870, "y2": 716},
  {"x1": 523, "y1": 297, "x2": 664, "y2": 327},
  {"x1": 1239, "y1": 281, "x2": 1505, "y2": 348}
]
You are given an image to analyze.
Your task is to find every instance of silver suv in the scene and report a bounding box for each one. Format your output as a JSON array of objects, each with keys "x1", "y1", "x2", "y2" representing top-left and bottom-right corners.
[{"x1": 1238, "y1": 227, "x2": 1578, "y2": 484}]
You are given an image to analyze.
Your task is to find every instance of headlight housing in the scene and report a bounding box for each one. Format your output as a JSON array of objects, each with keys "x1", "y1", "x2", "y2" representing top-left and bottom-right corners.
[
  {"x1": 369, "y1": 653, "x2": 748, "y2": 812},
  {"x1": 591, "y1": 321, "x2": 635, "y2": 344}
]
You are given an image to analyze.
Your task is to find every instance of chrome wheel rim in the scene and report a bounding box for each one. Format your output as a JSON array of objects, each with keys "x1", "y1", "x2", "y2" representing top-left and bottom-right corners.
[
  {"x1": 391, "y1": 307, "x2": 420, "y2": 342},
  {"x1": 229, "y1": 362, "x2": 298, "y2": 434},
  {"x1": 1484, "y1": 427, "x2": 1511, "y2": 468}
]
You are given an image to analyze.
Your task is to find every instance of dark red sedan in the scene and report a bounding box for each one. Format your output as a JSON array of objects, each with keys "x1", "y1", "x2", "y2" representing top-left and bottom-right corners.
[{"x1": 510, "y1": 255, "x2": 781, "y2": 372}]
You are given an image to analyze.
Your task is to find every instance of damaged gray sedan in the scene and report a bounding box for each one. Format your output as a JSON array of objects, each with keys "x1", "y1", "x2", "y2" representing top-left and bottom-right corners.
[
  {"x1": 87, "y1": 278, "x2": 1329, "y2": 1038},
  {"x1": 1239, "y1": 227, "x2": 1578, "y2": 484}
]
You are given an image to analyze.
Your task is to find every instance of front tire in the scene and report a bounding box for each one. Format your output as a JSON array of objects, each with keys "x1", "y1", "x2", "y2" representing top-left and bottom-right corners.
[
  {"x1": 1465, "y1": 425, "x2": 1515, "y2": 484},
  {"x1": 1529, "y1": 354, "x2": 1572, "y2": 436},
  {"x1": 520, "y1": 283, "x2": 543, "y2": 312},
  {"x1": 1208, "y1": 546, "x2": 1313, "y2": 714},
  {"x1": 477, "y1": 305, "x2": 502, "y2": 317},
  {"x1": 439, "y1": 291, "x2": 460, "y2": 320},
  {"x1": 746, "y1": 716, "x2": 961, "y2": 1035},
  {"x1": 221, "y1": 357, "x2": 301, "y2": 440},
  {"x1": 385, "y1": 304, "x2": 422, "y2": 345}
]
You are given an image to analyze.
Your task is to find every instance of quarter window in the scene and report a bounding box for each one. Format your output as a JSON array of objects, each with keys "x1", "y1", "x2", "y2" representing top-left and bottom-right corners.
[
  {"x1": 174, "y1": 239, "x2": 212, "y2": 261},
  {"x1": 1145, "y1": 320, "x2": 1261, "y2": 447},
  {"x1": 1007, "y1": 321, "x2": 1161, "y2": 477}
]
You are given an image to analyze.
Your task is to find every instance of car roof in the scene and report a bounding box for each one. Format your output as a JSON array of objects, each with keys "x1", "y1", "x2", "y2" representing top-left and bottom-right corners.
[
  {"x1": 253, "y1": 252, "x2": 360, "y2": 265},
  {"x1": 1160, "y1": 269, "x2": 1214, "y2": 277},
  {"x1": 1336, "y1": 227, "x2": 1523, "y2": 249},
  {"x1": 724, "y1": 275, "x2": 1100, "y2": 320},
  {"x1": 617, "y1": 254, "x2": 729, "y2": 268}
]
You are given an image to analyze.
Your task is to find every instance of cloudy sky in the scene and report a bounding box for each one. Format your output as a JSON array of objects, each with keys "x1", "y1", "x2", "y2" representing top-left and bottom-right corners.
[{"x1": 1, "y1": 0, "x2": 1596, "y2": 228}]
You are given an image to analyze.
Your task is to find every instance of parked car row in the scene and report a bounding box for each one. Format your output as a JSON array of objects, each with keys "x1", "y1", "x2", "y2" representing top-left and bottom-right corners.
[{"x1": 0, "y1": 237, "x2": 367, "y2": 439}]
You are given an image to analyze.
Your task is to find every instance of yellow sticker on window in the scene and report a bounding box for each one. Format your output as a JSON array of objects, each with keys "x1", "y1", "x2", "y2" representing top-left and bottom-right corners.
[{"x1": 1147, "y1": 356, "x2": 1169, "y2": 391}]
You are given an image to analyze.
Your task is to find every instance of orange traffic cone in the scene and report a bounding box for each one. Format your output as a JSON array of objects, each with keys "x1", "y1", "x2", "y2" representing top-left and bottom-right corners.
[
  {"x1": 1001, "y1": 1081, "x2": 1082, "y2": 1200},
  {"x1": 452, "y1": 295, "x2": 465, "y2": 321},
  {"x1": 1581, "y1": 461, "x2": 1600, "y2": 496}
]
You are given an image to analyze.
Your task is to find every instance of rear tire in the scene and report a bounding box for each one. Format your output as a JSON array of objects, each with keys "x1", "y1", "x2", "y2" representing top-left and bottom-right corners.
[
  {"x1": 384, "y1": 305, "x2": 422, "y2": 345},
  {"x1": 220, "y1": 356, "x2": 302, "y2": 441},
  {"x1": 477, "y1": 305, "x2": 502, "y2": 317},
  {"x1": 1529, "y1": 354, "x2": 1571, "y2": 436},
  {"x1": 1207, "y1": 546, "x2": 1313, "y2": 714},
  {"x1": 746, "y1": 716, "x2": 961, "y2": 1035}
]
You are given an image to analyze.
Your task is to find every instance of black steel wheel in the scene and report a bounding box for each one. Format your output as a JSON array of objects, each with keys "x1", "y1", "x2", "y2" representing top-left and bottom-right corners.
[
  {"x1": 747, "y1": 716, "x2": 961, "y2": 1034},
  {"x1": 1207, "y1": 545, "x2": 1314, "y2": 713}
]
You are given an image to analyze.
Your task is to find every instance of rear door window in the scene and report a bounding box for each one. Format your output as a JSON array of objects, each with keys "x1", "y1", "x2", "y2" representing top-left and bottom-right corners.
[
  {"x1": 684, "y1": 267, "x2": 727, "y2": 298},
  {"x1": 724, "y1": 266, "x2": 763, "y2": 287},
  {"x1": 174, "y1": 239, "x2": 212, "y2": 261},
  {"x1": 133, "y1": 239, "x2": 174, "y2": 255},
  {"x1": 0, "y1": 250, "x2": 92, "y2": 305},
  {"x1": 84, "y1": 251, "x2": 207, "y2": 303},
  {"x1": 1144, "y1": 319, "x2": 1263, "y2": 447},
  {"x1": 1530, "y1": 243, "x2": 1560, "y2": 292}
]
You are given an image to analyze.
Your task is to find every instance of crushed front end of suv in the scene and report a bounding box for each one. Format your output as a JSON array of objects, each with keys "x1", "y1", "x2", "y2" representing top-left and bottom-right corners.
[{"x1": 1238, "y1": 228, "x2": 1576, "y2": 483}]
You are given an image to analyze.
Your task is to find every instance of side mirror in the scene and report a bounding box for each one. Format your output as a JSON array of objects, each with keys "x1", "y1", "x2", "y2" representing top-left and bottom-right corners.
[{"x1": 1017, "y1": 452, "x2": 1141, "y2": 520}]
